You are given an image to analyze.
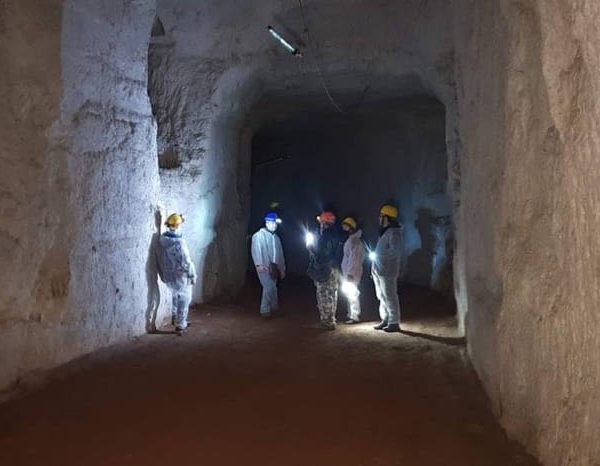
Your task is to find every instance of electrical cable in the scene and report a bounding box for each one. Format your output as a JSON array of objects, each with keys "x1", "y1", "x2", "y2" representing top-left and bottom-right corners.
[{"x1": 297, "y1": 0, "x2": 348, "y2": 115}]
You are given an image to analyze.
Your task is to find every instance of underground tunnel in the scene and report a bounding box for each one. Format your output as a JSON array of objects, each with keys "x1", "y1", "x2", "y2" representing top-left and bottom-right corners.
[
  {"x1": 1, "y1": 1, "x2": 599, "y2": 465},
  {"x1": 247, "y1": 89, "x2": 456, "y2": 327},
  {"x1": 249, "y1": 92, "x2": 453, "y2": 287}
]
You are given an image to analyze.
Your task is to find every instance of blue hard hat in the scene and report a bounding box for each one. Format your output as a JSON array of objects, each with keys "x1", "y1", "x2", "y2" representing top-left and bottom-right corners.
[{"x1": 265, "y1": 212, "x2": 282, "y2": 223}]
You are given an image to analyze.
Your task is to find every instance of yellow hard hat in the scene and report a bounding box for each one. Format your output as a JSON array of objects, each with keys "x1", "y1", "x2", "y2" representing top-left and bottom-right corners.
[
  {"x1": 380, "y1": 205, "x2": 398, "y2": 219},
  {"x1": 342, "y1": 217, "x2": 357, "y2": 230},
  {"x1": 165, "y1": 213, "x2": 185, "y2": 228}
]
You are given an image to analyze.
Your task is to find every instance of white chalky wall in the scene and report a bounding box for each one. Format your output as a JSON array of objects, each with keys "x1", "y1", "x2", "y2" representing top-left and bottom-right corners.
[{"x1": 1, "y1": 1, "x2": 599, "y2": 465}]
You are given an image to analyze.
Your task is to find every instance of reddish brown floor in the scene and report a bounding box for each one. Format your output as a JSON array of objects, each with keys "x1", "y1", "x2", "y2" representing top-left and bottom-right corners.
[{"x1": 0, "y1": 280, "x2": 538, "y2": 466}]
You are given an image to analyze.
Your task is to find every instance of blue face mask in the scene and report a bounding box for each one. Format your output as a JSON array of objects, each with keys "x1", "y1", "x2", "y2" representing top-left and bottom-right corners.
[{"x1": 165, "y1": 230, "x2": 182, "y2": 238}]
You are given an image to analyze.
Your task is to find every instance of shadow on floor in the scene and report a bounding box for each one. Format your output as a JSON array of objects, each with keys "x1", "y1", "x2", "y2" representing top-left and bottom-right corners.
[
  {"x1": 147, "y1": 329, "x2": 180, "y2": 335},
  {"x1": 400, "y1": 329, "x2": 466, "y2": 347},
  {"x1": 239, "y1": 275, "x2": 462, "y2": 340}
]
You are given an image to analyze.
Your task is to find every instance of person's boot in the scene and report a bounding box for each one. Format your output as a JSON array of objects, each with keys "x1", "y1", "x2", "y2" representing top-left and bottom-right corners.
[
  {"x1": 345, "y1": 319, "x2": 360, "y2": 325},
  {"x1": 175, "y1": 326, "x2": 186, "y2": 336},
  {"x1": 383, "y1": 323, "x2": 400, "y2": 333},
  {"x1": 373, "y1": 320, "x2": 388, "y2": 330},
  {"x1": 319, "y1": 321, "x2": 336, "y2": 331}
]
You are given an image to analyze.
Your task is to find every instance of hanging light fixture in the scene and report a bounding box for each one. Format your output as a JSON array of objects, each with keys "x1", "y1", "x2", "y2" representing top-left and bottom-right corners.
[{"x1": 267, "y1": 26, "x2": 303, "y2": 57}]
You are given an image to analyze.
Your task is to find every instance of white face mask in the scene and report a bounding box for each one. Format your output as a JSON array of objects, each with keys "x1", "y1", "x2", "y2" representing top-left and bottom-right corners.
[{"x1": 265, "y1": 221, "x2": 278, "y2": 232}]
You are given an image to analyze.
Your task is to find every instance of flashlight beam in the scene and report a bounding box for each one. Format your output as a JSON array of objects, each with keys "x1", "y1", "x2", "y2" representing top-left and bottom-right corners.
[
  {"x1": 267, "y1": 26, "x2": 302, "y2": 56},
  {"x1": 305, "y1": 232, "x2": 315, "y2": 247},
  {"x1": 341, "y1": 280, "x2": 359, "y2": 299}
]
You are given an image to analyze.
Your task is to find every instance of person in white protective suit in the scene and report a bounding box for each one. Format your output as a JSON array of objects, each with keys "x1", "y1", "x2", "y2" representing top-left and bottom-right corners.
[
  {"x1": 156, "y1": 213, "x2": 197, "y2": 335},
  {"x1": 371, "y1": 204, "x2": 404, "y2": 333},
  {"x1": 340, "y1": 216, "x2": 364, "y2": 324},
  {"x1": 251, "y1": 212, "x2": 286, "y2": 318}
]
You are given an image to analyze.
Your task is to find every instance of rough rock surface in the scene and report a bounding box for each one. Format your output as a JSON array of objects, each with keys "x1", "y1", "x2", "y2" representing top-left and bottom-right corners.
[
  {"x1": 0, "y1": 0, "x2": 169, "y2": 396},
  {"x1": 0, "y1": 0, "x2": 62, "y2": 393},
  {"x1": 453, "y1": 1, "x2": 600, "y2": 464}
]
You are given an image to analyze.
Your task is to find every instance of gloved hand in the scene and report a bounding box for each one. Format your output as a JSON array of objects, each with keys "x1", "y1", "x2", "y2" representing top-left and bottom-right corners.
[{"x1": 255, "y1": 264, "x2": 269, "y2": 273}]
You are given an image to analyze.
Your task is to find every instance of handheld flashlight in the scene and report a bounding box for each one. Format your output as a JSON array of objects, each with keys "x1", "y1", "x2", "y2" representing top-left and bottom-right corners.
[
  {"x1": 369, "y1": 251, "x2": 377, "y2": 262},
  {"x1": 341, "y1": 280, "x2": 359, "y2": 299},
  {"x1": 305, "y1": 232, "x2": 315, "y2": 247}
]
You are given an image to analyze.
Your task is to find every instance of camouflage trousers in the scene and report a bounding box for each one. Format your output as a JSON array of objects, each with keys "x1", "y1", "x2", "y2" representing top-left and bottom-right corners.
[
  {"x1": 169, "y1": 285, "x2": 192, "y2": 329},
  {"x1": 315, "y1": 270, "x2": 339, "y2": 326}
]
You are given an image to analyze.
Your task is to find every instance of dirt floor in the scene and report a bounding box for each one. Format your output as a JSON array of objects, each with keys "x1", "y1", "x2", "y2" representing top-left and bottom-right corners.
[{"x1": 0, "y1": 279, "x2": 538, "y2": 466}]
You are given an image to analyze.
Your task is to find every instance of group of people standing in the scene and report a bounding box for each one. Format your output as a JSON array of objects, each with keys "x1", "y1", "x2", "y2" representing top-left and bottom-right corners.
[
  {"x1": 251, "y1": 204, "x2": 404, "y2": 333},
  {"x1": 153, "y1": 203, "x2": 404, "y2": 336}
]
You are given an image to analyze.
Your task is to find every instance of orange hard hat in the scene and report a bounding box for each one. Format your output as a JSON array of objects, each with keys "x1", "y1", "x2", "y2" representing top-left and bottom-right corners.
[{"x1": 317, "y1": 211, "x2": 336, "y2": 224}]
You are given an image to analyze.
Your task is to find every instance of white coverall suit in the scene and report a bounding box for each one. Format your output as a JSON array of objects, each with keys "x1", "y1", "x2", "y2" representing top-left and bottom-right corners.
[
  {"x1": 372, "y1": 225, "x2": 403, "y2": 325},
  {"x1": 156, "y1": 230, "x2": 197, "y2": 329},
  {"x1": 251, "y1": 228, "x2": 286, "y2": 315},
  {"x1": 341, "y1": 230, "x2": 364, "y2": 321}
]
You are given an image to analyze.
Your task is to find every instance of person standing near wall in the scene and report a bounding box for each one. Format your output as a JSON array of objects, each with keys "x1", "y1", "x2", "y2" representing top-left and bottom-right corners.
[
  {"x1": 251, "y1": 212, "x2": 286, "y2": 319},
  {"x1": 307, "y1": 211, "x2": 343, "y2": 330},
  {"x1": 371, "y1": 204, "x2": 404, "y2": 333},
  {"x1": 156, "y1": 213, "x2": 197, "y2": 336},
  {"x1": 340, "y1": 216, "x2": 364, "y2": 324}
]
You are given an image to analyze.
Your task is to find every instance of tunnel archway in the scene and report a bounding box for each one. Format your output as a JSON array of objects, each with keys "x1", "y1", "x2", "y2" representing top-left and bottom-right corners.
[{"x1": 245, "y1": 86, "x2": 457, "y2": 332}]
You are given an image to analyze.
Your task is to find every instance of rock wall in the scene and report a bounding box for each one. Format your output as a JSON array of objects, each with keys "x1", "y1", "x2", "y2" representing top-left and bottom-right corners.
[
  {"x1": 453, "y1": 0, "x2": 600, "y2": 464},
  {"x1": 0, "y1": 0, "x2": 166, "y2": 396},
  {"x1": 148, "y1": 46, "x2": 258, "y2": 302},
  {"x1": 0, "y1": 0, "x2": 63, "y2": 394}
]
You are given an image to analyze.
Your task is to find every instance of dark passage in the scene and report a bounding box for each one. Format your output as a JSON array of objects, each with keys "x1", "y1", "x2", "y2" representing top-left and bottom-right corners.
[{"x1": 249, "y1": 96, "x2": 454, "y2": 295}]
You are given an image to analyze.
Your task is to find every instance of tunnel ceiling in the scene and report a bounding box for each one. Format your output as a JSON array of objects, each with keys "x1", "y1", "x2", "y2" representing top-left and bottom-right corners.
[
  {"x1": 155, "y1": 0, "x2": 452, "y2": 59},
  {"x1": 152, "y1": 0, "x2": 456, "y2": 116},
  {"x1": 249, "y1": 90, "x2": 446, "y2": 138}
]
